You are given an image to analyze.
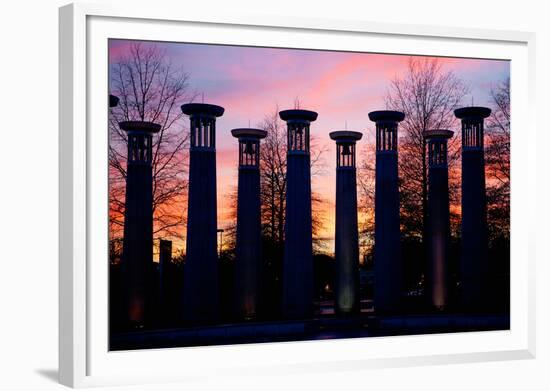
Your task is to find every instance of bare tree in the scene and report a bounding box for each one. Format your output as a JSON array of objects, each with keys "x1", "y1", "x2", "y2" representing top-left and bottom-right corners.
[
  {"x1": 486, "y1": 78, "x2": 510, "y2": 240},
  {"x1": 257, "y1": 105, "x2": 327, "y2": 252},
  {"x1": 108, "y1": 43, "x2": 196, "y2": 255},
  {"x1": 486, "y1": 78, "x2": 510, "y2": 184},
  {"x1": 356, "y1": 142, "x2": 377, "y2": 262},
  {"x1": 259, "y1": 107, "x2": 288, "y2": 248},
  {"x1": 385, "y1": 57, "x2": 469, "y2": 241}
]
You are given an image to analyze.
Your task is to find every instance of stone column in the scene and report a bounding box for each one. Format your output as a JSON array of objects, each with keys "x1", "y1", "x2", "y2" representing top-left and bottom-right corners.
[
  {"x1": 119, "y1": 120, "x2": 161, "y2": 326},
  {"x1": 181, "y1": 103, "x2": 225, "y2": 323},
  {"x1": 279, "y1": 109, "x2": 318, "y2": 319},
  {"x1": 368, "y1": 110, "x2": 405, "y2": 314},
  {"x1": 454, "y1": 106, "x2": 491, "y2": 311},
  {"x1": 231, "y1": 128, "x2": 267, "y2": 320},
  {"x1": 425, "y1": 129, "x2": 454, "y2": 310},
  {"x1": 329, "y1": 130, "x2": 363, "y2": 315}
]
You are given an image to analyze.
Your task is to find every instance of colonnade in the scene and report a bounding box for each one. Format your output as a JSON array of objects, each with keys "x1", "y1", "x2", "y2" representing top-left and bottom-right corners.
[{"x1": 112, "y1": 95, "x2": 491, "y2": 324}]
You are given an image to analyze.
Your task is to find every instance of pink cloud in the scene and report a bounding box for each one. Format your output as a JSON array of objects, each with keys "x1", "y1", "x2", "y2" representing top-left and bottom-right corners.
[{"x1": 110, "y1": 40, "x2": 509, "y2": 250}]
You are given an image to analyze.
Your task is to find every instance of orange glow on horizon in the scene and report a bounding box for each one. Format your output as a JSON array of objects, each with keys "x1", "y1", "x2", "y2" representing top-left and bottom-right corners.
[{"x1": 109, "y1": 40, "x2": 509, "y2": 260}]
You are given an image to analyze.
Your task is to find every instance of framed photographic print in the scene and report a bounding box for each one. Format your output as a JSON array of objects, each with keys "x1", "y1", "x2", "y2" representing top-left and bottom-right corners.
[{"x1": 59, "y1": 3, "x2": 536, "y2": 388}]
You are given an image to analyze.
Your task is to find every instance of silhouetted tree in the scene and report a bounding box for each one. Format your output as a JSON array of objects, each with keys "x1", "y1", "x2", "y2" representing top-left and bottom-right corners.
[
  {"x1": 486, "y1": 78, "x2": 510, "y2": 242},
  {"x1": 257, "y1": 105, "x2": 327, "y2": 252},
  {"x1": 356, "y1": 141, "x2": 376, "y2": 262},
  {"x1": 219, "y1": 186, "x2": 238, "y2": 253},
  {"x1": 108, "y1": 43, "x2": 196, "y2": 259},
  {"x1": 385, "y1": 57, "x2": 468, "y2": 242},
  {"x1": 484, "y1": 77, "x2": 511, "y2": 310},
  {"x1": 258, "y1": 108, "x2": 287, "y2": 249},
  {"x1": 248, "y1": 103, "x2": 327, "y2": 317}
]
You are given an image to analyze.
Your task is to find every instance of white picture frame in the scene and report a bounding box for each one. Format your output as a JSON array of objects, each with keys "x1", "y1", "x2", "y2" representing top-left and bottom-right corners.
[{"x1": 59, "y1": 2, "x2": 536, "y2": 388}]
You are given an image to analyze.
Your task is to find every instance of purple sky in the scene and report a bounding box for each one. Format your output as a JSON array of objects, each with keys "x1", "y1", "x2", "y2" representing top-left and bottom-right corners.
[{"x1": 109, "y1": 39, "x2": 510, "y2": 251}]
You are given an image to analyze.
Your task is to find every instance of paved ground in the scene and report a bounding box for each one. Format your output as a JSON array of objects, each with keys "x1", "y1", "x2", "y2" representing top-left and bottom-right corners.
[{"x1": 110, "y1": 313, "x2": 510, "y2": 351}]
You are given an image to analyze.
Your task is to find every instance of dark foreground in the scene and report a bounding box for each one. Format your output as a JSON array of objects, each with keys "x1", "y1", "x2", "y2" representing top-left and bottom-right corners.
[{"x1": 110, "y1": 313, "x2": 510, "y2": 351}]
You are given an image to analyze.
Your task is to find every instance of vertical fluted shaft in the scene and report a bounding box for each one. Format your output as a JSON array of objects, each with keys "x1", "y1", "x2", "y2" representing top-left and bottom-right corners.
[
  {"x1": 454, "y1": 106, "x2": 491, "y2": 311},
  {"x1": 369, "y1": 111, "x2": 405, "y2": 314},
  {"x1": 119, "y1": 120, "x2": 161, "y2": 326},
  {"x1": 181, "y1": 103, "x2": 225, "y2": 323},
  {"x1": 330, "y1": 131, "x2": 362, "y2": 315},
  {"x1": 232, "y1": 128, "x2": 267, "y2": 319},
  {"x1": 425, "y1": 130, "x2": 454, "y2": 310},
  {"x1": 280, "y1": 109, "x2": 318, "y2": 319}
]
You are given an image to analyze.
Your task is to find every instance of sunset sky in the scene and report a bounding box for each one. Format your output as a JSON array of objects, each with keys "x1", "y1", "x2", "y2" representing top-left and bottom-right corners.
[{"x1": 109, "y1": 39, "x2": 510, "y2": 254}]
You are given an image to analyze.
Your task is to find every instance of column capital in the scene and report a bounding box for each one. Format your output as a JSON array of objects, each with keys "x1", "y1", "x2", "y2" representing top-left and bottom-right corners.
[
  {"x1": 279, "y1": 109, "x2": 318, "y2": 122},
  {"x1": 181, "y1": 102, "x2": 225, "y2": 117},
  {"x1": 454, "y1": 106, "x2": 491, "y2": 120},
  {"x1": 119, "y1": 121, "x2": 161, "y2": 134},
  {"x1": 424, "y1": 129, "x2": 454, "y2": 140},
  {"x1": 232, "y1": 128, "x2": 267, "y2": 168},
  {"x1": 109, "y1": 94, "x2": 119, "y2": 108},
  {"x1": 368, "y1": 110, "x2": 405, "y2": 123},
  {"x1": 231, "y1": 128, "x2": 267, "y2": 140},
  {"x1": 329, "y1": 130, "x2": 363, "y2": 143}
]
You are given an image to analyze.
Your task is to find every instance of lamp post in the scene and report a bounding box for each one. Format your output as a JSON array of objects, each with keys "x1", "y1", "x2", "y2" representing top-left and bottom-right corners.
[
  {"x1": 217, "y1": 229, "x2": 224, "y2": 258},
  {"x1": 159, "y1": 239, "x2": 172, "y2": 323}
]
